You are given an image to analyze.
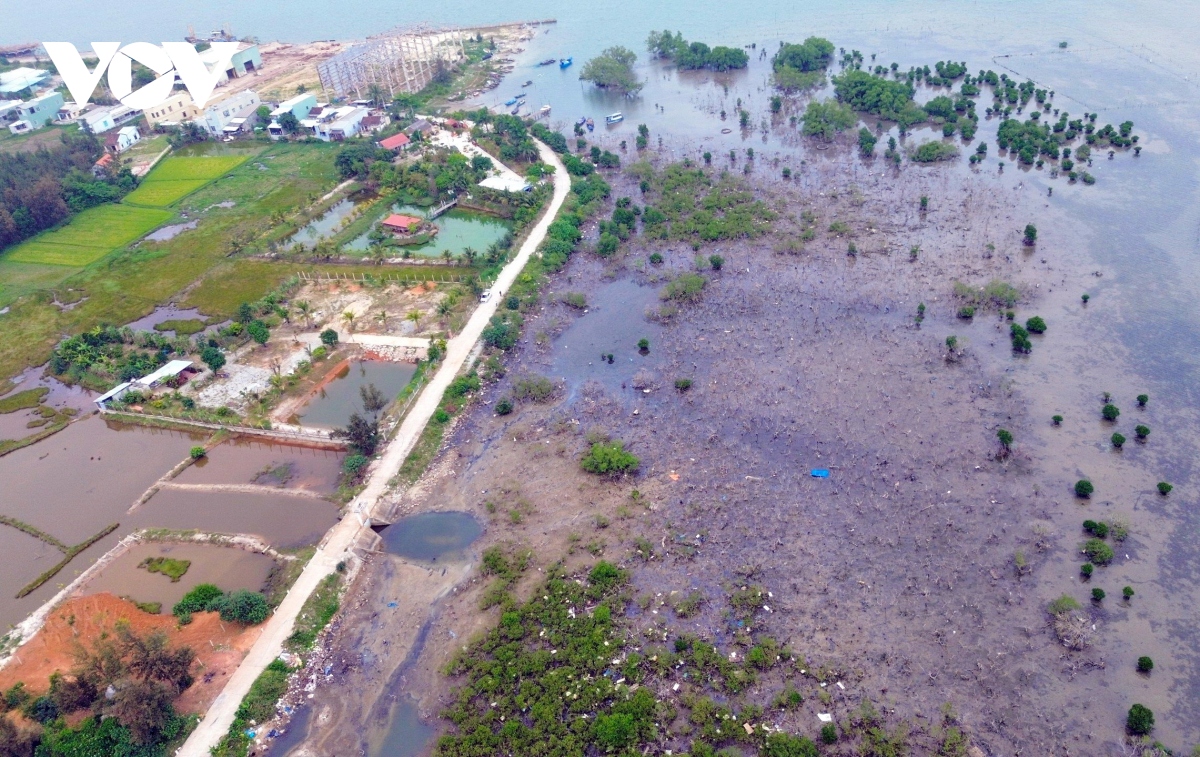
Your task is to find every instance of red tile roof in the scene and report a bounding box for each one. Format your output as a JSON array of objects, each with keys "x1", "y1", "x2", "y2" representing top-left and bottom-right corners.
[
  {"x1": 378, "y1": 132, "x2": 410, "y2": 150},
  {"x1": 382, "y1": 213, "x2": 423, "y2": 231}
]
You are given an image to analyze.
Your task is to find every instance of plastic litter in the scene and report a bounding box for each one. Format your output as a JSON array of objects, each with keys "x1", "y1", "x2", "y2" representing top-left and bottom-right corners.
[
  {"x1": 817, "y1": 713, "x2": 833, "y2": 723},
  {"x1": 811, "y1": 469, "x2": 830, "y2": 478},
  {"x1": 387, "y1": 601, "x2": 398, "y2": 608}
]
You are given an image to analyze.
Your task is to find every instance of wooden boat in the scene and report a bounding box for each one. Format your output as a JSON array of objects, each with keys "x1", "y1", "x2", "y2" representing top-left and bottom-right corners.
[
  {"x1": 585, "y1": 118, "x2": 594, "y2": 131},
  {"x1": 539, "y1": 105, "x2": 552, "y2": 116},
  {"x1": 523, "y1": 80, "x2": 532, "y2": 86},
  {"x1": 504, "y1": 97, "x2": 518, "y2": 106},
  {"x1": 559, "y1": 57, "x2": 573, "y2": 68},
  {"x1": 537, "y1": 58, "x2": 556, "y2": 66},
  {"x1": 604, "y1": 112, "x2": 624, "y2": 124},
  {"x1": 576, "y1": 116, "x2": 587, "y2": 126}
]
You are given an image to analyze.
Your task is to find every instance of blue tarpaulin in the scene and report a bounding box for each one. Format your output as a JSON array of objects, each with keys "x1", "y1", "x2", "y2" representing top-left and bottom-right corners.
[{"x1": 810, "y1": 469, "x2": 830, "y2": 478}]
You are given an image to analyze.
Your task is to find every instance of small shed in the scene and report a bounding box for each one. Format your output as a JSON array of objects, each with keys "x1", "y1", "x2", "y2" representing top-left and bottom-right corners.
[
  {"x1": 133, "y1": 360, "x2": 195, "y2": 389},
  {"x1": 94, "y1": 382, "x2": 132, "y2": 408},
  {"x1": 381, "y1": 214, "x2": 424, "y2": 234},
  {"x1": 479, "y1": 175, "x2": 532, "y2": 193}
]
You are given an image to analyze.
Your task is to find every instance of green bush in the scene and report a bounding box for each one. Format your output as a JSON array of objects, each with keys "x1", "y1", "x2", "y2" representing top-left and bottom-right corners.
[
  {"x1": 1137, "y1": 656, "x2": 1154, "y2": 673},
  {"x1": 173, "y1": 583, "x2": 223, "y2": 619},
  {"x1": 434, "y1": 408, "x2": 451, "y2": 423},
  {"x1": 648, "y1": 252, "x2": 663, "y2": 264},
  {"x1": 637, "y1": 338, "x2": 649, "y2": 352},
  {"x1": 209, "y1": 590, "x2": 270, "y2": 625},
  {"x1": 1123, "y1": 586, "x2": 1135, "y2": 600},
  {"x1": 1111, "y1": 433, "x2": 1126, "y2": 448},
  {"x1": 1084, "y1": 538, "x2": 1114, "y2": 565},
  {"x1": 821, "y1": 723, "x2": 838, "y2": 744},
  {"x1": 319, "y1": 329, "x2": 339, "y2": 347},
  {"x1": 1025, "y1": 316, "x2": 1047, "y2": 333},
  {"x1": 997, "y1": 428, "x2": 1013, "y2": 449},
  {"x1": 1083, "y1": 520, "x2": 1109, "y2": 538},
  {"x1": 1102, "y1": 403, "x2": 1120, "y2": 421},
  {"x1": 1135, "y1": 424, "x2": 1149, "y2": 439},
  {"x1": 1157, "y1": 482, "x2": 1172, "y2": 495},
  {"x1": 190, "y1": 446, "x2": 207, "y2": 459},
  {"x1": 342, "y1": 454, "x2": 369, "y2": 476},
  {"x1": 1136, "y1": 393, "x2": 1148, "y2": 407},
  {"x1": 1075, "y1": 479, "x2": 1094, "y2": 498},
  {"x1": 763, "y1": 732, "x2": 819, "y2": 757},
  {"x1": 1080, "y1": 563, "x2": 1093, "y2": 578},
  {"x1": 957, "y1": 306, "x2": 975, "y2": 319},
  {"x1": 1091, "y1": 587, "x2": 1106, "y2": 602},
  {"x1": 1082, "y1": 293, "x2": 1090, "y2": 303},
  {"x1": 1052, "y1": 414, "x2": 1063, "y2": 425},
  {"x1": 581, "y1": 440, "x2": 640, "y2": 475},
  {"x1": 495, "y1": 398, "x2": 513, "y2": 415},
  {"x1": 1127, "y1": 704, "x2": 1154, "y2": 735},
  {"x1": 674, "y1": 378, "x2": 693, "y2": 391}
]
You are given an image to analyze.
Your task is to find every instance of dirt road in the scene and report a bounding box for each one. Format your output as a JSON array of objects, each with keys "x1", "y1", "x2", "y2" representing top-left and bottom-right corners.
[{"x1": 175, "y1": 139, "x2": 568, "y2": 757}]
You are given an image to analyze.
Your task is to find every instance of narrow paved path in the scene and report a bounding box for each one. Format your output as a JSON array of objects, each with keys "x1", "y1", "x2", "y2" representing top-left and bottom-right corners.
[
  {"x1": 177, "y1": 140, "x2": 569, "y2": 756},
  {"x1": 157, "y1": 482, "x2": 332, "y2": 499}
]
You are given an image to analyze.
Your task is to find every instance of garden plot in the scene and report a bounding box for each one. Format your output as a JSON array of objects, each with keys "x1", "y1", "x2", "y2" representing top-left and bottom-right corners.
[{"x1": 3, "y1": 205, "x2": 173, "y2": 266}]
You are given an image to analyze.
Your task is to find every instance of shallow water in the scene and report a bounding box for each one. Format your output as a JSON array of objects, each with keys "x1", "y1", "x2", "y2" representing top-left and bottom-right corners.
[
  {"x1": 371, "y1": 699, "x2": 436, "y2": 757},
  {"x1": 78, "y1": 542, "x2": 276, "y2": 610},
  {"x1": 291, "y1": 196, "x2": 372, "y2": 249},
  {"x1": 297, "y1": 360, "x2": 416, "y2": 430},
  {"x1": 144, "y1": 220, "x2": 198, "y2": 242},
  {"x1": 123, "y1": 304, "x2": 210, "y2": 334},
  {"x1": 174, "y1": 437, "x2": 344, "y2": 494},
  {"x1": 379, "y1": 512, "x2": 482, "y2": 562},
  {"x1": 546, "y1": 278, "x2": 662, "y2": 402}
]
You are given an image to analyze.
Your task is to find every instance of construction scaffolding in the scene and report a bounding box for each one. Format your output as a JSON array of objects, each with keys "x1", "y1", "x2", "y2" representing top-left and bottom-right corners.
[{"x1": 317, "y1": 24, "x2": 468, "y2": 101}]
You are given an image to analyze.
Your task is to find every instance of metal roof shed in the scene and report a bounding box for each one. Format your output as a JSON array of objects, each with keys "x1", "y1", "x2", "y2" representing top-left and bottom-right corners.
[{"x1": 134, "y1": 360, "x2": 193, "y2": 388}]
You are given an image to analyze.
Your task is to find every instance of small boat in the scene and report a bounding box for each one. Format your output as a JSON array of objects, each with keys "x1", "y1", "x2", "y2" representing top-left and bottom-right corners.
[
  {"x1": 539, "y1": 104, "x2": 551, "y2": 116},
  {"x1": 604, "y1": 112, "x2": 624, "y2": 124},
  {"x1": 559, "y1": 57, "x2": 572, "y2": 68},
  {"x1": 538, "y1": 58, "x2": 556, "y2": 66},
  {"x1": 504, "y1": 97, "x2": 518, "y2": 106},
  {"x1": 576, "y1": 116, "x2": 587, "y2": 126},
  {"x1": 514, "y1": 92, "x2": 525, "y2": 99},
  {"x1": 523, "y1": 80, "x2": 532, "y2": 87},
  {"x1": 585, "y1": 118, "x2": 594, "y2": 131},
  {"x1": 510, "y1": 106, "x2": 522, "y2": 115}
]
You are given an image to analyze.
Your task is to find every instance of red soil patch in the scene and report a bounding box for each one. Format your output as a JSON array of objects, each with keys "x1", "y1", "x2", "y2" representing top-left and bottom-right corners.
[{"x1": 0, "y1": 593, "x2": 261, "y2": 715}]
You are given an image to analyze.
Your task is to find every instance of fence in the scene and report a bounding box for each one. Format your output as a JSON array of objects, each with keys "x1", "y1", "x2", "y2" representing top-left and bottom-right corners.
[
  {"x1": 101, "y1": 409, "x2": 347, "y2": 447},
  {"x1": 296, "y1": 270, "x2": 470, "y2": 284}
]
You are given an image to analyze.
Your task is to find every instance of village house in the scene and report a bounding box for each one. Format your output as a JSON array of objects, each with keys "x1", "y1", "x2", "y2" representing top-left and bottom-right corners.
[
  {"x1": 196, "y1": 89, "x2": 261, "y2": 135},
  {"x1": 267, "y1": 93, "x2": 317, "y2": 138},
  {"x1": 359, "y1": 113, "x2": 391, "y2": 135},
  {"x1": 104, "y1": 125, "x2": 141, "y2": 154},
  {"x1": 82, "y1": 104, "x2": 140, "y2": 134},
  {"x1": 6, "y1": 91, "x2": 63, "y2": 135},
  {"x1": 0, "y1": 67, "x2": 49, "y2": 94},
  {"x1": 55, "y1": 101, "x2": 89, "y2": 123},
  {"x1": 91, "y1": 152, "x2": 115, "y2": 178},
  {"x1": 377, "y1": 131, "x2": 411, "y2": 153},
  {"x1": 144, "y1": 91, "x2": 202, "y2": 127},
  {"x1": 313, "y1": 106, "x2": 368, "y2": 141},
  {"x1": 381, "y1": 213, "x2": 425, "y2": 235}
]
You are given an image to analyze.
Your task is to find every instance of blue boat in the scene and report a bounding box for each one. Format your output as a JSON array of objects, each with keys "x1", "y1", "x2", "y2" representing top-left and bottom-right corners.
[
  {"x1": 559, "y1": 57, "x2": 573, "y2": 68},
  {"x1": 504, "y1": 97, "x2": 518, "y2": 106}
]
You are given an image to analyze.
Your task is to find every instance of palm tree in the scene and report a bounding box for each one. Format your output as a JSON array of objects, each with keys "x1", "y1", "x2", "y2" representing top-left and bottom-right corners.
[
  {"x1": 368, "y1": 242, "x2": 388, "y2": 266},
  {"x1": 342, "y1": 311, "x2": 357, "y2": 336},
  {"x1": 441, "y1": 249, "x2": 453, "y2": 264},
  {"x1": 375, "y1": 310, "x2": 388, "y2": 331},
  {"x1": 366, "y1": 83, "x2": 387, "y2": 108},
  {"x1": 461, "y1": 246, "x2": 478, "y2": 267},
  {"x1": 295, "y1": 300, "x2": 312, "y2": 329},
  {"x1": 406, "y1": 310, "x2": 422, "y2": 326}
]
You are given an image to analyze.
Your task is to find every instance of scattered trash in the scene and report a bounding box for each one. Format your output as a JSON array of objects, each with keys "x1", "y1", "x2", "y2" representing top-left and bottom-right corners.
[
  {"x1": 818, "y1": 713, "x2": 833, "y2": 723},
  {"x1": 387, "y1": 601, "x2": 398, "y2": 608},
  {"x1": 811, "y1": 469, "x2": 831, "y2": 478},
  {"x1": 835, "y1": 681, "x2": 845, "y2": 690},
  {"x1": 743, "y1": 723, "x2": 754, "y2": 735}
]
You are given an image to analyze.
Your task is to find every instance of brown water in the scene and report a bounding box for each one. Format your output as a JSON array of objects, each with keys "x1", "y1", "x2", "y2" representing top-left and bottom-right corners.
[
  {"x1": 175, "y1": 437, "x2": 344, "y2": 494},
  {"x1": 130, "y1": 489, "x2": 340, "y2": 550},
  {"x1": 297, "y1": 360, "x2": 416, "y2": 430},
  {"x1": 78, "y1": 542, "x2": 276, "y2": 611}
]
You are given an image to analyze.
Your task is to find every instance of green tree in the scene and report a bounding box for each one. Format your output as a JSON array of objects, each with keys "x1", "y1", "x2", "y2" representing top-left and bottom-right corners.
[
  {"x1": 320, "y1": 328, "x2": 339, "y2": 347},
  {"x1": 333, "y1": 412, "x2": 380, "y2": 456},
  {"x1": 1075, "y1": 479, "x2": 1094, "y2": 498},
  {"x1": 580, "y1": 46, "x2": 643, "y2": 94},
  {"x1": 209, "y1": 590, "x2": 270, "y2": 625},
  {"x1": 1023, "y1": 223, "x2": 1037, "y2": 245},
  {"x1": 581, "y1": 441, "x2": 640, "y2": 475},
  {"x1": 857, "y1": 127, "x2": 877, "y2": 156},
  {"x1": 1127, "y1": 704, "x2": 1154, "y2": 735},
  {"x1": 997, "y1": 428, "x2": 1013, "y2": 450},
  {"x1": 277, "y1": 112, "x2": 301, "y2": 134},
  {"x1": 801, "y1": 99, "x2": 856, "y2": 141},
  {"x1": 200, "y1": 346, "x2": 226, "y2": 371}
]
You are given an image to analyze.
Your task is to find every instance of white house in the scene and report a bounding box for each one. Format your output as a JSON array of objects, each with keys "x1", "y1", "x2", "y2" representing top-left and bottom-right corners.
[
  {"x1": 314, "y1": 106, "x2": 369, "y2": 142},
  {"x1": 82, "y1": 104, "x2": 139, "y2": 134},
  {"x1": 144, "y1": 91, "x2": 202, "y2": 127},
  {"x1": 105, "y1": 125, "x2": 141, "y2": 153},
  {"x1": 197, "y1": 89, "x2": 260, "y2": 135},
  {"x1": 55, "y1": 101, "x2": 89, "y2": 123}
]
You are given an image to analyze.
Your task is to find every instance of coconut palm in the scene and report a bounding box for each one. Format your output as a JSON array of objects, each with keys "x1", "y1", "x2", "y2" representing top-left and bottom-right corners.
[
  {"x1": 342, "y1": 311, "x2": 357, "y2": 335},
  {"x1": 461, "y1": 246, "x2": 478, "y2": 267},
  {"x1": 375, "y1": 310, "x2": 389, "y2": 331},
  {"x1": 295, "y1": 300, "x2": 312, "y2": 329},
  {"x1": 366, "y1": 83, "x2": 387, "y2": 107}
]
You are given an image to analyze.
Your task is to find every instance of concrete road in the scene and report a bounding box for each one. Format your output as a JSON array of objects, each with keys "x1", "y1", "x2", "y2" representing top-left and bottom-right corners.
[{"x1": 176, "y1": 139, "x2": 569, "y2": 757}]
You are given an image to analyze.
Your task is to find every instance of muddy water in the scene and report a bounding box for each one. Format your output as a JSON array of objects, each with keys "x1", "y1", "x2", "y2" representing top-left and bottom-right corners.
[
  {"x1": 0, "y1": 416, "x2": 202, "y2": 627},
  {"x1": 545, "y1": 278, "x2": 663, "y2": 402},
  {"x1": 379, "y1": 511, "x2": 482, "y2": 563},
  {"x1": 174, "y1": 436, "x2": 343, "y2": 494},
  {"x1": 297, "y1": 360, "x2": 416, "y2": 430},
  {"x1": 130, "y1": 489, "x2": 339, "y2": 551},
  {"x1": 347, "y1": 204, "x2": 512, "y2": 256},
  {"x1": 78, "y1": 542, "x2": 276, "y2": 610},
  {"x1": 123, "y1": 304, "x2": 221, "y2": 336}
]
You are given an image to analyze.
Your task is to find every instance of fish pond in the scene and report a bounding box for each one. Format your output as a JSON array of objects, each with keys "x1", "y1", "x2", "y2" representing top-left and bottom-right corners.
[{"x1": 296, "y1": 360, "x2": 416, "y2": 430}]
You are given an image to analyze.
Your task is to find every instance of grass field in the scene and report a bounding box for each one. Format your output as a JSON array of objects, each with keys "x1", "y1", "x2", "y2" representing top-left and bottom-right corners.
[
  {"x1": 3, "y1": 206, "x2": 174, "y2": 266},
  {"x1": 123, "y1": 179, "x2": 210, "y2": 207},
  {"x1": 0, "y1": 142, "x2": 342, "y2": 380}
]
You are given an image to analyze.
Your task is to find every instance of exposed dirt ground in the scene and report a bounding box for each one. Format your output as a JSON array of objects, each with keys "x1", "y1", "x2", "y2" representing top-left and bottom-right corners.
[
  {"x1": 272, "y1": 148, "x2": 1160, "y2": 756},
  {"x1": 0, "y1": 593, "x2": 260, "y2": 716}
]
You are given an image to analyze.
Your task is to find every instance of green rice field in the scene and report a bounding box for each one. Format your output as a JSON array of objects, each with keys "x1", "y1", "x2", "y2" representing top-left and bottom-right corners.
[
  {"x1": 3, "y1": 205, "x2": 174, "y2": 266},
  {"x1": 123, "y1": 179, "x2": 210, "y2": 207},
  {"x1": 123, "y1": 154, "x2": 252, "y2": 207}
]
